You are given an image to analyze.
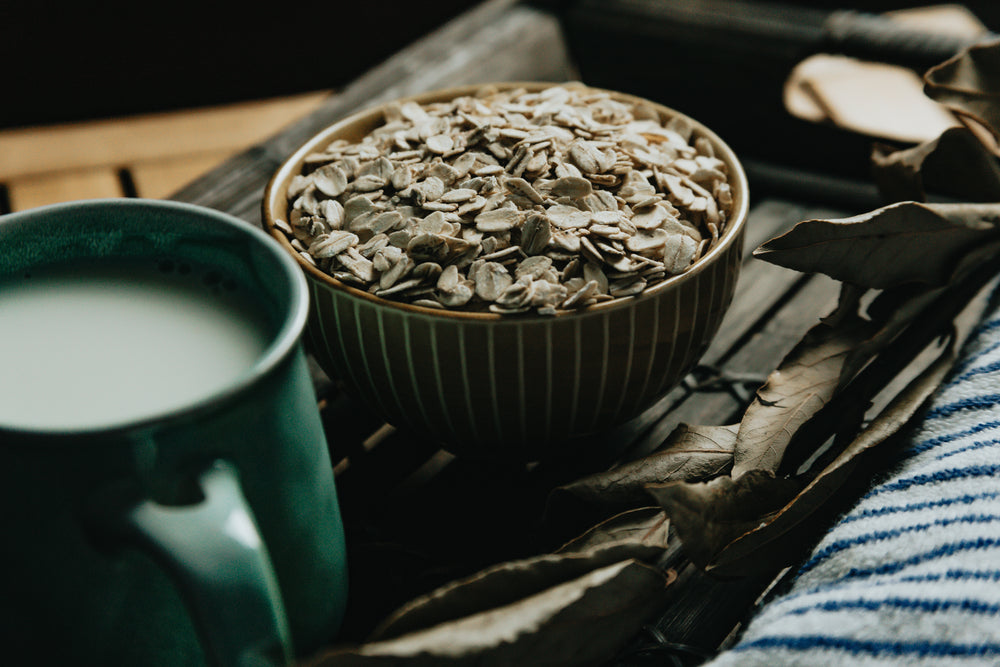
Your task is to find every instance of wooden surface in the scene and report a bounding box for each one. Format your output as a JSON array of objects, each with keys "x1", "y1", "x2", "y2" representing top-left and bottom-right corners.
[
  {"x1": 0, "y1": 91, "x2": 331, "y2": 212},
  {"x1": 0, "y1": 0, "x2": 894, "y2": 663}
]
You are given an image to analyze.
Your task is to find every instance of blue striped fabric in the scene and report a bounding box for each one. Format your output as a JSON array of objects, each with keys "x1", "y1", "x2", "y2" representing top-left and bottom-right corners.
[{"x1": 706, "y1": 301, "x2": 1000, "y2": 666}]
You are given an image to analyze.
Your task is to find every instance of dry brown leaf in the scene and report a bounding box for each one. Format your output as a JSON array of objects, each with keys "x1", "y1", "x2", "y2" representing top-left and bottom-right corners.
[
  {"x1": 840, "y1": 285, "x2": 943, "y2": 385},
  {"x1": 707, "y1": 269, "x2": 1000, "y2": 576},
  {"x1": 709, "y1": 335, "x2": 957, "y2": 576},
  {"x1": 872, "y1": 126, "x2": 1000, "y2": 202},
  {"x1": 645, "y1": 471, "x2": 804, "y2": 569},
  {"x1": 305, "y1": 560, "x2": 672, "y2": 667},
  {"x1": 842, "y1": 235, "x2": 1000, "y2": 390},
  {"x1": 545, "y1": 424, "x2": 736, "y2": 524},
  {"x1": 754, "y1": 201, "x2": 1000, "y2": 289},
  {"x1": 924, "y1": 39, "x2": 1000, "y2": 147},
  {"x1": 368, "y1": 508, "x2": 670, "y2": 642},
  {"x1": 820, "y1": 283, "x2": 866, "y2": 328},
  {"x1": 731, "y1": 314, "x2": 877, "y2": 479},
  {"x1": 554, "y1": 507, "x2": 672, "y2": 555}
]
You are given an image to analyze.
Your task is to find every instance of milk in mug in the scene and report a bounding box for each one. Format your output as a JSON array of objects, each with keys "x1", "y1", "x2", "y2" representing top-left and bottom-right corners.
[{"x1": 0, "y1": 258, "x2": 272, "y2": 430}]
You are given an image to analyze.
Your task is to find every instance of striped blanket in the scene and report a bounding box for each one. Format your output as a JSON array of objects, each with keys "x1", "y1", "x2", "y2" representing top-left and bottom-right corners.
[{"x1": 706, "y1": 301, "x2": 1000, "y2": 666}]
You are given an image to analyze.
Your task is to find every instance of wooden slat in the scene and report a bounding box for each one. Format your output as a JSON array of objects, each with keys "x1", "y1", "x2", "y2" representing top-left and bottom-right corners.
[
  {"x1": 0, "y1": 91, "x2": 331, "y2": 181},
  {"x1": 129, "y1": 150, "x2": 238, "y2": 199},
  {"x1": 8, "y1": 168, "x2": 123, "y2": 211}
]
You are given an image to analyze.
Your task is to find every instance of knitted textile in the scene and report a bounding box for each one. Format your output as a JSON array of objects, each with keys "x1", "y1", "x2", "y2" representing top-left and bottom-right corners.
[{"x1": 706, "y1": 304, "x2": 1000, "y2": 666}]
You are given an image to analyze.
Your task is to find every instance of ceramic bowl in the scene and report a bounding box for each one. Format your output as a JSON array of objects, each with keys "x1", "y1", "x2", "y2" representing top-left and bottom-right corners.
[{"x1": 262, "y1": 83, "x2": 749, "y2": 460}]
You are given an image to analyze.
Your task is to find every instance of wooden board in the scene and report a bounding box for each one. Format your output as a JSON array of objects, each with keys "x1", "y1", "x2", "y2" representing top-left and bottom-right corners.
[
  {"x1": 0, "y1": 91, "x2": 330, "y2": 181},
  {"x1": 7, "y1": 168, "x2": 124, "y2": 211},
  {"x1": 129, "y1": 151, "x2": 238, "y2": 200}
]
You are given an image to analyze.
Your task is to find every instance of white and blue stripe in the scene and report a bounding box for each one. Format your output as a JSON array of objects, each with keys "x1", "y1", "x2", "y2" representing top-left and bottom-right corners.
[{"x1": 708, "y1": 299, "x2": 1000, "y2": 666}]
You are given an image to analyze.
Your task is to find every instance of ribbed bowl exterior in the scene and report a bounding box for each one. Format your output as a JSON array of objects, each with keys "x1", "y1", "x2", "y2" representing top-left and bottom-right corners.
[
  {"x1": 263, "y1": 83, "x2": 749, "y2": 460},
  {"x1": 302, "y1": 230, "x2": 742, "y2": 459}
]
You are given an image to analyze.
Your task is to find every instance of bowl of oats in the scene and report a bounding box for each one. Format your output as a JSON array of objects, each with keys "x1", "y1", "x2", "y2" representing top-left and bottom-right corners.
[{"x1": 262, "y1": 82, "x2": 748, "y2": 460}]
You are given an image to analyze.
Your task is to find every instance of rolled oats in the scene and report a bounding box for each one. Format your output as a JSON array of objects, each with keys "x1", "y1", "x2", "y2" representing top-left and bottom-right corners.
[{"x1": 281, "y1": 84, "x2": 735, "y2": 315}]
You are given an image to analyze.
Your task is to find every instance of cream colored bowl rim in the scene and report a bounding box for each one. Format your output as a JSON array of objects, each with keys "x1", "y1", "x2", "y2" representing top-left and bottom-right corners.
[{"x1": 262, "y1": 82, "x2": 749, "y2": 322}]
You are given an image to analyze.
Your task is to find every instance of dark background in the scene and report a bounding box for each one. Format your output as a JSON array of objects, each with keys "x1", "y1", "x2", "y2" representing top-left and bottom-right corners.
[
  {"x1": 553, "y1": 0, "x2": 1000, "y2": 183},
  {"x1": 0, "y1": 1, "x2": 481, "y2": 128},
  {"x1": 3, "y1": 0, "x2": 1000, "y2": 130}
]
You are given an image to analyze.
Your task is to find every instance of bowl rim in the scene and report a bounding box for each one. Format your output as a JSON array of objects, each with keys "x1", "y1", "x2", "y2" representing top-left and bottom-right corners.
[{"x1": 262, "y1": 81, "x2": 750, "y2": 322}]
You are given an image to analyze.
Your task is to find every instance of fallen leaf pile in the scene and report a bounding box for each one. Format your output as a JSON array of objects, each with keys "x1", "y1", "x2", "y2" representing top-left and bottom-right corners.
[{"x1": 308, "y1": 509, "x2": 675, "y2": 666}]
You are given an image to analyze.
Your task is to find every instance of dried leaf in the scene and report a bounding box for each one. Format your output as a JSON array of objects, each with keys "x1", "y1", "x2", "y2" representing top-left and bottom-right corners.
[
  {"x1": 646, "y1": 471, "x2": 804, "y2": 569},
  {"x1": 555, "y1": 507, "x2": 671, "y2": 555},
  {"x1": 546, "y1": 424, "x2": 736, "y2": 523},
  {"x1": 855, "y1": 238, "x2": 1000, "y2": 381},
  {"x1": 368, "y1": 509, "x2": 671, "y2": 642},
  {"x1": 306, "y1": 560, "x2": 672, "y2": 667},
  {"x1": 872, "y1": 127, "x2": 1000, "y2": 203},
  {"x1": 707, "y1": 272, "x2": 1000, "y2": 576},
  {"x1": 754, "y1": 201, "x2": 1000, "y2": 289},
  {"x1": 731, "y1": 314, "x2": 877, "y2": 479},
  {"x1": 862, "y1": 237, "x2": 1000, "y2": 345},
  {"x1": 782, "y1": 247, "x2": 1000, "y2": 477},
  {"x1": 839, "y1": 284, "x2": 943, "y2": 386},
  {"x1": 710, "y1": 336, "x2": 956, "y2": 576},
  {"x1": 924, "y1": 39, "x2": 1000, "y2": 146},
  {"x1": 820, "y1": 282, "x2": 865, "y2": 328}
]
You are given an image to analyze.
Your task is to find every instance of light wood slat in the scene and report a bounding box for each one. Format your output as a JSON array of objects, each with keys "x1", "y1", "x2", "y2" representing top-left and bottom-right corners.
[
  {"x1": 8, "y1": 168, "x2": 123, "y2": 211},
  {"x1": 129, "y1": 150, "x2": 238, "y2": 199},
  {"x1": 0, "y1": 91, "x2": 331, "y2": 181}
]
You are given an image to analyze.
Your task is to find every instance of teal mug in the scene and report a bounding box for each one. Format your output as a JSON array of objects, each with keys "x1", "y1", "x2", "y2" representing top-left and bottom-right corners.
[{"x1": 0, "y1": 199, "x2": 348, "y2": 666}]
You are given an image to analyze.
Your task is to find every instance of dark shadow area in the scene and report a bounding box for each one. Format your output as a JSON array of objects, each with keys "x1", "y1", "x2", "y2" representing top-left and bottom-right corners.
[{"x1": 0, "y1": 0, "x2": 482, "y2": 128}]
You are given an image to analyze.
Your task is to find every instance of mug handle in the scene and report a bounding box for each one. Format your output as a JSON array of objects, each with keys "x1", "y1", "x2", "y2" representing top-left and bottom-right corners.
[{"x1": 125, "y1": 460, "x2": 294, "y2": 667}]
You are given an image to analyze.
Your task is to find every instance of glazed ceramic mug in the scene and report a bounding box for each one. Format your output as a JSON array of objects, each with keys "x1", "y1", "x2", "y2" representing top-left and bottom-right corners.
[{"x1": 0, "y1": 199, "x2": 348, "y2": 666}]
